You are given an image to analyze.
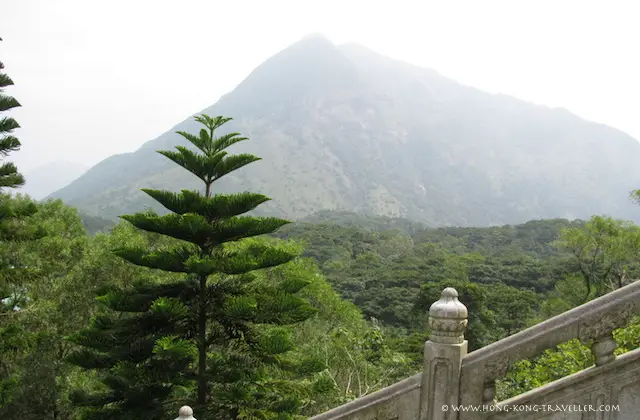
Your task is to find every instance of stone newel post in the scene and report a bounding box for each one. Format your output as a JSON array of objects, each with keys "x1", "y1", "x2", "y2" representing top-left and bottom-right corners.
[
  {"x1": 175, "y1": 405, "x2": 196, "y2": 420},
  {"x1": 419, "y1": 287, "x2": 468, "y2": 420}
]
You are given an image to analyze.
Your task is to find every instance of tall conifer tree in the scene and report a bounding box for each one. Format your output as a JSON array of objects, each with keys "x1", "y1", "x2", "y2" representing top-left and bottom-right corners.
[
  {"x1": 0, "y1": 37, "x2": 24, "y2": 190},
  {"x1": 0, "y1": 36, "x2": 42, "y2": 408},
  {"x1": 67, "y1": 115, "x2": 317, "y2": 419}
]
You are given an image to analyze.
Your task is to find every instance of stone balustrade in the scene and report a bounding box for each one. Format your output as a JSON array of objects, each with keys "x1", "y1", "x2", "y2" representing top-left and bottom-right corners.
[
  {"x1": 175, "y1": 279, "x2": 640, "y2": 420},
  {"x1": 458, "y1": 279, "x2": 640, "y2": 419}
]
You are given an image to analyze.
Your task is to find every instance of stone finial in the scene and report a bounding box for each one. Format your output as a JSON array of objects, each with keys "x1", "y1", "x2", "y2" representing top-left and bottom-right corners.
[
  {"x1": 428, "y1": 287, "x2": 468, "y2": 344},
  {"x1": 175, "y1": 405, "x2": 196, "y2": 420}
]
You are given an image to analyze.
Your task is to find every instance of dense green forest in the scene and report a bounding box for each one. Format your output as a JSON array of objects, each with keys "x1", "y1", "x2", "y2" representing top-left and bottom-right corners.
[
  {"x1": 2, "y1": 194, "x2": 640, "y2": 418},
  {"x1": 2, "y1": 39, "x2": 640, "y2": 419}
]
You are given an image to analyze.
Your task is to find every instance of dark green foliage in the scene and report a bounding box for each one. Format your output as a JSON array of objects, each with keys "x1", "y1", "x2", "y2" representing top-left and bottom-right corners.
[
  {"x1": 0, "y1": 41, "x2": 42, "y2": 409},
  {"x1": 0, "y1": 197, "x2": 39, "y2": 408},
  {"x1": 0, "y1": 39, "x2": 24, "y2": 190},
  {"x1": 0, "y1": 199, "x2": 90, "y2": 418},
  {"x1": 2, "y1": 195, "x2": 639, "y2": 418},
  {"x1": 486, "y1": 283, "x2": 538, "y2": 336},
  {"x1": 273, "y1": 215, "x2": 577, "y2": 331},
  {"x1": 78, "y1": 212, "x2": 116, "y2": 235},
  {"x1": 273, "y1": 212, "x2": 639, "y2": 403},
  {"x1": 555, "y1": 215, "x2": 640, "y2": 301},
  {"x1": 300, "y1": 211, "x2": 426, "y2": 235},
  {"x1": 67, "y1": 115, "x2": 317, "y2": 419},
  {"x1": 413, "y1": 280, "x2": 539, "y2": 352}
]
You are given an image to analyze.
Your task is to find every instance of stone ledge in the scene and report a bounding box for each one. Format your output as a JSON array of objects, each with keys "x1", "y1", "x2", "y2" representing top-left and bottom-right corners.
[
  {"x1": 310, "y1": 373, "x2": 422, "y2": 420},
  {"x1": 496, "y1": 347, "x2": 640, "y2": 409},
  {"x1": 462, "y1": 279, "x2": 640, "y2": 376}
]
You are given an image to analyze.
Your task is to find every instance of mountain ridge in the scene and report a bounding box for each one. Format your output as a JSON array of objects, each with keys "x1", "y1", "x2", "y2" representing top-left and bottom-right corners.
[
  {"x1": 47, "y1": 35, "x2": 640, "y2": 226},
  {"x1": 21, "y1": 161, "x2": 88, "y2": 200}
]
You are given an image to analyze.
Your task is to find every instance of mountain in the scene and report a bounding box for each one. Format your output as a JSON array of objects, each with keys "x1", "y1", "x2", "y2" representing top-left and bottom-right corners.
[
  {"x1": 47, "y1": 34, "x2": 640, "y2": 226},
  {"x1": 21, "y1": 161, "x2": 88, "y2": 200}
]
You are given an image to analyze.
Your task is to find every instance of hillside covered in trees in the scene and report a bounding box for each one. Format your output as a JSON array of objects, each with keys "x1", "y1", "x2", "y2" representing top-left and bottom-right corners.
[
  {"x1": 2, "y1": 30, "x2": 640, "y2": 420},
  {"x1": 3, "y1": 193, "x2": 640, "y2": 418},
  {"x1": 48, "y1": 35, "x2": 640, "y2": 227}
]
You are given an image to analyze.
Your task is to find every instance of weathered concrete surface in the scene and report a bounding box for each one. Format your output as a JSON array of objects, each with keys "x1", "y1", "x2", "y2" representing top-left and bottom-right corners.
[
  {"x1": 309, "y1": 373, "x2": 422, "y2": 420},
  {"x1": 493, "y1": 348, "x2": 640, "y2": 420},
  {"x1": 458, "y1": 280, "x2": 640, "y2": 420}
]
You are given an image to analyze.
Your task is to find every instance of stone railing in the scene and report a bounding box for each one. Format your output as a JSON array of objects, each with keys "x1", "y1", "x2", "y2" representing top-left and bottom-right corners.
[
  {"x1": 174, "y1": 281, "x2": 640, "y2": 419},
  {"x1": 458, "y1": 279, "x2": 640, "y2": 420},
  {"x1": 308, "y1": 279, "x2": 640, "y2": 420}
]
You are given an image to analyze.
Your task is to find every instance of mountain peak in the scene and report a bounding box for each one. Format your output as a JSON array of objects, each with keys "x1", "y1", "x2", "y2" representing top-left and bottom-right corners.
[
  {"x1": 295, "y1": 32, "x2": 335, "y2": 47},
  {"x1": 215, "y1": 34, "x2": 358, "y2": 114},
  {"x1": 50, "y1": 38, "x2": 640, "y2": 227}
]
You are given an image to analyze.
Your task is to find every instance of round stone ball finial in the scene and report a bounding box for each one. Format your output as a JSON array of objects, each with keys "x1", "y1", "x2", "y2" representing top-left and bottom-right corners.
[
  {"x1": 176, "y1": 405, "x2": 196, "y2": 420},
  {"x1": 428, "y1": 287, "x2": 468, "y2": 344}
]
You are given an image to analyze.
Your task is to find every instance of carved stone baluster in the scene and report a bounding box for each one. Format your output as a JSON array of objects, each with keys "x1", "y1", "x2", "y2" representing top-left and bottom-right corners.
[
  {"x1": 590, "y1": 332, "x2": 618, "y2": 366},
  {"x1": 578, "y1": 302, "x2": 634, "y2": 367},
  {"x1": 483, "y1": 358, "x2": 509, "y2": 405},
  {"x1": 482, "y1": 380, "x2": 495, "y2": 406}
]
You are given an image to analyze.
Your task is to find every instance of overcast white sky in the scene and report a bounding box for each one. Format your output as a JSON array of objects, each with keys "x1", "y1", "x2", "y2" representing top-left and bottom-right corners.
[{"x1": 2, "y1": 0, "x2": 639, "y2": 173}]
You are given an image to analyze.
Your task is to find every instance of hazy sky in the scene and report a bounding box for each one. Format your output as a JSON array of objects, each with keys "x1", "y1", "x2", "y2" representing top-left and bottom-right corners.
[{"x1": 2, "y1": 0, "x2": 639, "y2": 174}]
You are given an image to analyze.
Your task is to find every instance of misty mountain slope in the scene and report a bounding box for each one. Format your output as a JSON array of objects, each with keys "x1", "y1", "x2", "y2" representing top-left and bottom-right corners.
[
  {"x1": 48, "y1": 35, "x2": 640, "y2": 226},
  {"x1": 20, "y1": 161, "x2": 88, "y2": 200}
]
